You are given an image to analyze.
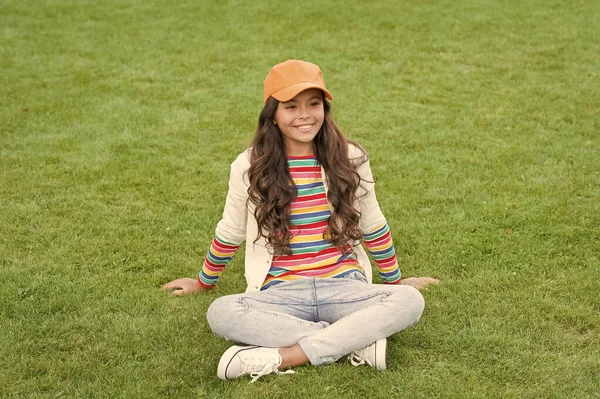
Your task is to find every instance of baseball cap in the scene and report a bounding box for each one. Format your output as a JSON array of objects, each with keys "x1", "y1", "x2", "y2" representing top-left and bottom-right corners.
[{"x1": 263, "y1": 60, "x2": 333, "y2": 103}]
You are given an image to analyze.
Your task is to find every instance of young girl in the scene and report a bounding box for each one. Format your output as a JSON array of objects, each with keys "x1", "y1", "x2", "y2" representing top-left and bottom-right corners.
[{"x1": 162, "y1": 60, "x2": 439, "y2": 382}]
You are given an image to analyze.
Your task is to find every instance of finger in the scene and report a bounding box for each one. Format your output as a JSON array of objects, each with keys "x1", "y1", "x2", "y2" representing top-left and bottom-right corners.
[
  {"x1": 160, "y1": 281, "x2": 181, "y2": 290},
  {"x1": 171, "y1": 289, "x2": 185, "y2": 296},
  {"x1": 418, "y1": 278, "x2": 439, "y2": 284},
  {"x1": 421, "y1": 279, "x2": 440, "y2": 289}
]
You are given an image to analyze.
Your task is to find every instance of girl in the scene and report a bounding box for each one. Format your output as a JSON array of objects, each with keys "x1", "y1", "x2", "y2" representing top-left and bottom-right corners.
[{"x1": 162, "y1": 60, "x2": 439, "y2": 383}]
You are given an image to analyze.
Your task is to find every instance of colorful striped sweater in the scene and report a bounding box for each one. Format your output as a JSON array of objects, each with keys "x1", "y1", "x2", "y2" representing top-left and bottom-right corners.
[{"x1": 198, "y1": 155, "x2": 401, "y2": 289}]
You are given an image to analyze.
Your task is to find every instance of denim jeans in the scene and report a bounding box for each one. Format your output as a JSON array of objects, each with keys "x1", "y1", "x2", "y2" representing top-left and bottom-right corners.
[{"x1": 206, "y1": 272, "x2": 425, "y2": 365}]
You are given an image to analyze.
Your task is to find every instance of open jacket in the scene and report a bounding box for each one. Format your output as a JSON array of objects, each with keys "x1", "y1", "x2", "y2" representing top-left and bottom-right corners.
[{"x1": 215, "y1": 144, "x2": 388, "y2": 292}]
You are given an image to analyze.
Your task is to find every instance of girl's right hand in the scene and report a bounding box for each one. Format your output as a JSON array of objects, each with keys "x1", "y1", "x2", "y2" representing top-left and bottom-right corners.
[
  {"x1": 160, "y1": 278, "x2": 208, "y2": 296},
  {"x1": 399, "y1": 277, "x2": 440, "y2": 290}
]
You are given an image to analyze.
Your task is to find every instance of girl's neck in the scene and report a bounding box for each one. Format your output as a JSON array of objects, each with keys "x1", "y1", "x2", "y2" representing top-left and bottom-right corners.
[
  {"x1": 284, "y1": 143, "x2": 314, "y2": 157},
  {"x1": 287, "y1": 154, "x2": 316, "y2": 159}
]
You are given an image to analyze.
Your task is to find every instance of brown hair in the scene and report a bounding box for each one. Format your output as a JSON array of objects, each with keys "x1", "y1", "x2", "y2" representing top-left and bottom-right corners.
[{"x1": 247, "y1": 95, "x2": 368, "y2": 255}]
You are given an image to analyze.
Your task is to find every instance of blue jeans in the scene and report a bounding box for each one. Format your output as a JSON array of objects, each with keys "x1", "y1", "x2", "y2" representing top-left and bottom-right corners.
[{"x1": 206, "y1": 272, "x2": 425, "y2": 365}]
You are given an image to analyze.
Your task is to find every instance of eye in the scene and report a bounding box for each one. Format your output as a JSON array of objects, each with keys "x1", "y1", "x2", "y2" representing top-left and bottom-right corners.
[
  {"x1": 286, "y1": 104, "x2": 296, "y2": 109},
  {"x1": 310, "y1": 101, "x2": 321, "y2": 107}
]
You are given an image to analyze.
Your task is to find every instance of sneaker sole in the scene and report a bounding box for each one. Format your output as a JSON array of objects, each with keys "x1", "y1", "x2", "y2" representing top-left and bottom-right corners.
[
  {"x1": 217, "y1": 345, "x2": 259, "y2": 380},
  {"x1": 374, "y1": 339, "x2": 387, "y2": 371}
]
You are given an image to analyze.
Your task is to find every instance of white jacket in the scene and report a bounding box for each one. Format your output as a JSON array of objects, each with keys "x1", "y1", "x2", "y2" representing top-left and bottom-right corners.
[{"x1": 215, "y1": 144, "x2": 388, "y2": 292}]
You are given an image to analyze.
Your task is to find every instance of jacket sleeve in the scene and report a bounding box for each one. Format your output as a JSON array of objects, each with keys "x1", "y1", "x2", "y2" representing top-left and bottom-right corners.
[
  {"x1": 214, "y1": 151, "x2": 250, "y2": 245},
  {"x1": 355, "y1": 157, "x2": 387, "y2": 233}
]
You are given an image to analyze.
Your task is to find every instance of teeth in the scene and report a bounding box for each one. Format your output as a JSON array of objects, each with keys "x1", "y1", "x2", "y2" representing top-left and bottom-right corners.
[{"x1": 296, "y1": 124, "x2": 313, "y2": 132}]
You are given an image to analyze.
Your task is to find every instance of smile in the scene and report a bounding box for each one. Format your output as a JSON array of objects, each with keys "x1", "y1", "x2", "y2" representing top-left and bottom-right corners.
[{"x1": 294, "y1": 124, "x2": 315, "y2": 132}]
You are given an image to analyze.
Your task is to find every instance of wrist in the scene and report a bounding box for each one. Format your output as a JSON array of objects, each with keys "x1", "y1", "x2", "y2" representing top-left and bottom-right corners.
[
  {"x1": 198, "y1": 276, "x2": 215, "y2": 290},
  {"x1": 384, "y1": 277, "x2": 403, "y2": 285}
]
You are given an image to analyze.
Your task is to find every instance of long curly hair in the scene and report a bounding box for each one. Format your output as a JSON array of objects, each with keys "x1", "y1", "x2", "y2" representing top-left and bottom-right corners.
[{"x1": 247, "y1": 94, "x2": 369, "y2": 255}]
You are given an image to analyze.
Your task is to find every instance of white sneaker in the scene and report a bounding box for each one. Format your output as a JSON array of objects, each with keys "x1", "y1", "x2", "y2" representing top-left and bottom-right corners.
[
  {"x1": 217, "y1": 345, "x2": 295, "y2": 383},
  {"x1": 348, "y1": 338, "x2": 387, "y2": 370}
]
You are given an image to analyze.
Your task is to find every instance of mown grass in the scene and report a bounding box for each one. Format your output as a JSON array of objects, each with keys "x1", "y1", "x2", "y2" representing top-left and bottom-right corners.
[{"x1": 1, "y1": 0, "x2": 599, "y2": 398}]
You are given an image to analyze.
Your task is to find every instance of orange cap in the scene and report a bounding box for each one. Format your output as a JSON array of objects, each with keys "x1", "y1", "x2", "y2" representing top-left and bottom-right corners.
[{"x1": 263, "y1": 60, "x2": 333, "y2": 103}]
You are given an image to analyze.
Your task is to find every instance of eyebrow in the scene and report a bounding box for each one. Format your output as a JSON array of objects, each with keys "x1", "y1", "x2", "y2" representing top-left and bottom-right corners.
[{"x1": 282, "y1": 96, "x2": 322, "y2": 104}]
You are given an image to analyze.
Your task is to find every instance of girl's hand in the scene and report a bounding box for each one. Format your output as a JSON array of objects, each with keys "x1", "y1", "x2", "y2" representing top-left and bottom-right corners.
[
  {"x1": 161, "y1": 278, "x2": 208, "y2": 296},
  {"x1": 399, "y1": 277, "x2": 440, "y2": 290}
]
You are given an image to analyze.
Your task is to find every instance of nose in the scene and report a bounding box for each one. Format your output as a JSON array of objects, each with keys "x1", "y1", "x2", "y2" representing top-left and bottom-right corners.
[{"x1": 298, "y1": 105, "x2": 310, "y2": 120}]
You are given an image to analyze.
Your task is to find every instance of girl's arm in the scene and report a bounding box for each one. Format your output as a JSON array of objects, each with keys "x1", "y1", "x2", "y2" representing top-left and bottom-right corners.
[
  {"x1": 362, "y1": 223, "x2": 402, "y2": 284},
  {"x1": 162, "y1": 152, "x2": 250, "y2": 295},
  {"x1": 354, "y1": 151, "x2": 439, "y2": 289},
  {"x1": 352, "y1": 154, "x2": 402, "y2": 283},
  {"x1": 198, "y1": 236, "x2": 241, "y2": 288}
]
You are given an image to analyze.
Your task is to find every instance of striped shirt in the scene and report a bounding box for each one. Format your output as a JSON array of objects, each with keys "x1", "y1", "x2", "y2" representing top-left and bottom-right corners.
[
  {"x1": 198, "y1": 155, "x2": 401, "y2": 289},
  {"x1": 262, "y1": 155, "x2": 362, "y2": 289}
]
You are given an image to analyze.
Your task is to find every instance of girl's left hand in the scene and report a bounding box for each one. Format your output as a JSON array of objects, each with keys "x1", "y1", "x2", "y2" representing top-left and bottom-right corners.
[{"x1": 399, "y1": 277, "x2": 440, "y2": 290}]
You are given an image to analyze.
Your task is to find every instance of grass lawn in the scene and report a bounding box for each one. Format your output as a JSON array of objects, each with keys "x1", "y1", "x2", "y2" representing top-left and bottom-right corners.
[{"x1": 1, "y1": 0, "x2": 599, "y2": 397}]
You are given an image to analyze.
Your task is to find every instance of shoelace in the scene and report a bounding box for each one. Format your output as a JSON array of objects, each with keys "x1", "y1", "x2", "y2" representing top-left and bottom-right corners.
[
  {"x1": 349, "y1": 352, "x2": 372, "y2": 367},
  {"x1": 249, "y1": 363, "x2": 295, "y2": 383}
]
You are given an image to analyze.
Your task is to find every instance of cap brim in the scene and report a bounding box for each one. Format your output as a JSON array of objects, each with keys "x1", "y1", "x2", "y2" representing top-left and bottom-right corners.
[{"x1": 271, "y1": 82, "x2": 333, "y2": 102}]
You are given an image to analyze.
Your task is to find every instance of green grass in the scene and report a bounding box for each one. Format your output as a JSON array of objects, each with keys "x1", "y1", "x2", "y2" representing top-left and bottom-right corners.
[{"x1": 1, "y1": 0, "x2": 599, "y2": 397}]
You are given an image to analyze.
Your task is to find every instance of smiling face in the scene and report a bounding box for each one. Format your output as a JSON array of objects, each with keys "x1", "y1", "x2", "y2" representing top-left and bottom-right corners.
[{"x1": 274, "y1": 88, "x2": 325, "y2": 156}]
